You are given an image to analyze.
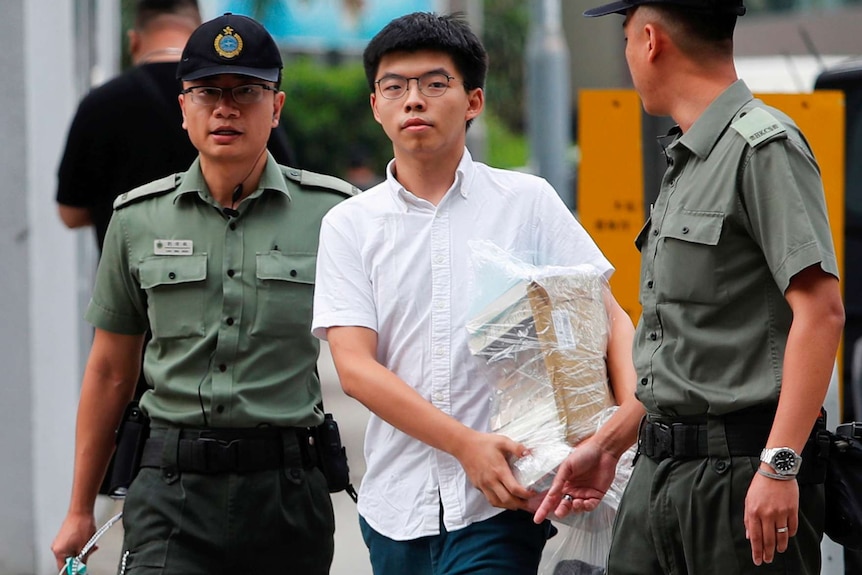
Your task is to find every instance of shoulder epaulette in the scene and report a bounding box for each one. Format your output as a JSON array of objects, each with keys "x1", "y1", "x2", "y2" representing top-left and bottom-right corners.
[
  {"x1": 731, "y1": 107, "x2": 787, "y2": 148},
  {"x1": 114, "y1": 173, "x2": 181, "y2": 210},
  {"x1": 282, "y1": 166, "x2": 359, "y2": 198}
]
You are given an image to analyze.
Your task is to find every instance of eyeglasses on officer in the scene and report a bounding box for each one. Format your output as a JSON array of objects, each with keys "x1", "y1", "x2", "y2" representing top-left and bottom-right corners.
[{"x1": 181, "y1": 83, "x2": 278, "y2": 106}]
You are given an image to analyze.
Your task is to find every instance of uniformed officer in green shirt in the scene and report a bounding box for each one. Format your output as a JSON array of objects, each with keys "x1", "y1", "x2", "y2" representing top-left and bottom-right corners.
[
  {"x1": 534, "y1": 1, "x2": 845, "y2": 574},
  {"x1": 51, "y1": 13, "x2": 356, "y2": 575}
]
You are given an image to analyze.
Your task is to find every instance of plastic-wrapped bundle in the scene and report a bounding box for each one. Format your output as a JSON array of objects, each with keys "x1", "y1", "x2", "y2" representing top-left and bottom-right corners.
[
  {"x1": 466, "y1": 241, "x2": 613, "y2": 491},
  {"x1": 527, "y1": 273, "x2": 612, "y2": 445}
]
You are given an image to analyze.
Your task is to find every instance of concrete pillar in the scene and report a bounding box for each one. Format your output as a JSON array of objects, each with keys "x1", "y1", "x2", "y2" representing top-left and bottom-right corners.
[
  {"x1": 0, "y1": 0, "x2": 90, "y2": 572},
  {"x1": 526, "y1": 0, "x2": 572, "y2": 207},
  {"x1": 561, "y1": 4, "x2": 630, "y2": 103},
  {"x1": 0, "y1": 1, "x2": 37, "y2": 569},
  {"x1": 27, "y1": 0, "x2": 83, "y2": 571}
]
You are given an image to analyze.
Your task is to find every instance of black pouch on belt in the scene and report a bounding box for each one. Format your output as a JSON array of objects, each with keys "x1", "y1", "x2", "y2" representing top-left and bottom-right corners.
[
  {"x1": 824, "y1": 421, "x2": 862, "y2": 550},
  {"x1": 106, "y1": 401, "x2": 150, "y2": 498},
  {"x1": 313, "y1": 413, "x2": 357, "y2": 502}
]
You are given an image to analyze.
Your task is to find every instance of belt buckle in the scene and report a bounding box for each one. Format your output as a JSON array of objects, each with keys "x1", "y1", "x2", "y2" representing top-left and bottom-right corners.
[
  {"x1": 638, "y1": 418, "x2": 655, "y2": 458},
  {"x1": 199, "y1": 437, "x2": 240, "y2": 472},
  {"x1": 670, "y1": 422, "x2": 697, "y2": 459},
  {"x1": 653, "y1": 422, "x2": 673, "y2": 459}
]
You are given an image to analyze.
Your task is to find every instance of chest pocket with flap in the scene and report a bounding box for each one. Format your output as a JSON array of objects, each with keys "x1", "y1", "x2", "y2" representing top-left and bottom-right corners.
[
  {"x1": 655, "y1": 210, "x2": 724, "y2": 304},
  {"x1": 252, "y1": 252, "x2": 316, "y2": 337},
  {"x1": 138, "y1": 254, "x2": 207, "y2": 338}
]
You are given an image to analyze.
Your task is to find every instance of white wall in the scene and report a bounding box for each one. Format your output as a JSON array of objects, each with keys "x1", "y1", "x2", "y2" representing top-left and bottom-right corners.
[
  {"x1": 0, "y1": 0, "x2": 98, "y2": 572},
  {"x1": 25, "y1": 0, "x2": 84, "y2": 572},
  {"x1": 0, "y1": 1, "x2": 36, "y2": 571}
]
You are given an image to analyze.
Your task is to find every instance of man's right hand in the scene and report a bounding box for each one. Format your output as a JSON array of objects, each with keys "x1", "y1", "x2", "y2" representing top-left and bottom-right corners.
[
  {"x1": 455, "y1": 429, "x2": 534, "y2": 511},
  {"x1": 51, "y1": 512, "x2": 97, "y2": 571}
]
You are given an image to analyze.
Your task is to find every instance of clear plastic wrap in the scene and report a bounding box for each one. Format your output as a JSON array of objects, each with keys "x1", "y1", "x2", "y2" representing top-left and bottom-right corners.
[
  {"x1": 543, "y1": 505, "x2": 614, "y2": 575},
  {"x1": 537, "y1": 408, "x2": 637, "y2": 574},
  {"x1": 466, "y1": 240, "x2": 614, "y2": 491}
]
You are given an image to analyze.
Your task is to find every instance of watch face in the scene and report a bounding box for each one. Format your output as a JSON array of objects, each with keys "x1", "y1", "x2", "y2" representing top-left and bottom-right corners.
[{"x1": 773, "y1": 449, "x2": 797, "y2": 472}]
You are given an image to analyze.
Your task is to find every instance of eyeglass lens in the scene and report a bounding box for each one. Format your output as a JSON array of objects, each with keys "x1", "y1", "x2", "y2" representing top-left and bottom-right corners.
[
  {"x1": 376, "y1": 72, "x2": 452, "y2": 99},
  {"x1": 185, "y1": 84, "x2": 274, "y2": 106}
]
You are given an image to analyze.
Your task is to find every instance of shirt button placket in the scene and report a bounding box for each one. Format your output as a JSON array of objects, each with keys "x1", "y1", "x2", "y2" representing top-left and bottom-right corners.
[
  {"x1": 429, "y1": 207, "x2": 450, "y2": 415},
  {"x1": 213, "y1": 218, "x2": 244, "y2": 424}
]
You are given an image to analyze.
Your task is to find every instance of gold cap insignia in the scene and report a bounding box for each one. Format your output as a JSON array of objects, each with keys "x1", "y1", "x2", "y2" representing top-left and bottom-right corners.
[{"x1": 214, "y1": 26, "x2": 243, "y2": 59}]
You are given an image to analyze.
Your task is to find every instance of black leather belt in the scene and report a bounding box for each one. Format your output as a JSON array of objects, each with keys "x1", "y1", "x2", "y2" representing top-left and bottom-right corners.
[
  {"x1": 141, "y1": 427, "x2": 315, "y2": 474},
  {"x1": 640, "y1": 419, "x2": 770, "y2": 460},
  {"x1": 638, "y1": 406, "x2": 828, "y2": 484}
]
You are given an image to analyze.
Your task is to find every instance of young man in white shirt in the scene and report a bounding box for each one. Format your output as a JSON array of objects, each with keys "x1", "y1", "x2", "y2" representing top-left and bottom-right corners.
[{"x1": 312, "y1": 12, "x2": 643, "y2": 575}]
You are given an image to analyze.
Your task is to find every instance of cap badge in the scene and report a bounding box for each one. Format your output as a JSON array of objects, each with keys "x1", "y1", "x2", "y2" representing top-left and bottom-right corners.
[{"x1": 214, "y1": 26, "x2": 243, "y2": 59}]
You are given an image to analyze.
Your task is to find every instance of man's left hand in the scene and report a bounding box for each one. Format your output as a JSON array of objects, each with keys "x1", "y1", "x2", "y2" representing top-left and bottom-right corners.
[
  {"x1": 744, "y1": 471, "x2": 799, "y2": 565},
  {"x1": 532, "y1": 441, "x2": 617, "y2": 523}
]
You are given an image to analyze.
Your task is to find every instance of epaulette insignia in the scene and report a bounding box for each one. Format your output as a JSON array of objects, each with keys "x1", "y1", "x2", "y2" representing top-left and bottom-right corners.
[
  {"x1": 731, "y1": 107, "x2": 787, "y2": 148},
  {"x1": 283, "y1": 167, "x2": 359, "y2": 198},
  {"x1": 113, "y1": 173, "x2": 181, "y2": 210}
]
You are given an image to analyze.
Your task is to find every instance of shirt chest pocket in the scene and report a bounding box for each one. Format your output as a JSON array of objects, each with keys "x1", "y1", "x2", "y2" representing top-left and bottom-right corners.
[
  {"x1": 252, "y1": 252, "x2": 316, "y2": 337},
  {"x1": 138, "y1": 255, "x2": 207, "y2": 339},
  {"x1": 655, "y1": 211, "x2": 725, "y2": 304}
]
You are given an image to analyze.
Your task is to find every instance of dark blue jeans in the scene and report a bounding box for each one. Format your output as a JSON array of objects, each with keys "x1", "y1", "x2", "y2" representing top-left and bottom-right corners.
[{"x1": 360, "y1": 509, "x2": 553, "y2": 575}]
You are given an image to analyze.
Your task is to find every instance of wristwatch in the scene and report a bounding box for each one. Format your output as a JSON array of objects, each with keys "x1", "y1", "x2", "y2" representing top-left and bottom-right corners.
[{"x1": 759, "y1": 447, "x2": 802, "y2": 478}]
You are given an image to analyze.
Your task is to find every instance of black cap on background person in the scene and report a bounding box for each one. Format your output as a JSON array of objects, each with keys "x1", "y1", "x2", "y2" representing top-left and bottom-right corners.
[
  {"x1": 177, "y1": 12, "x2": 282, "y2": 82},
  {"x1": 584, "y1": 0, "x2": 746, "y2": 17}
]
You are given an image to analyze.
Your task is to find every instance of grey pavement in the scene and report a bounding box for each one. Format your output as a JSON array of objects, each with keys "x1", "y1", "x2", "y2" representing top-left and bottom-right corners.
[{"x1": 82, "y1": 342, "x2": 570, "y2": 575}]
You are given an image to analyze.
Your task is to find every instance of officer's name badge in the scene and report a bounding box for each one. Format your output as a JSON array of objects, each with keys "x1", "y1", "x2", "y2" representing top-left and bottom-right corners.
[{"x1": 154, "y1": 239, "x2": 193, "y2": 256}]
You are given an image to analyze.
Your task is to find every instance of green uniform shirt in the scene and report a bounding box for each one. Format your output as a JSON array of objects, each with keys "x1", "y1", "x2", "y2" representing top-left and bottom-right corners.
[
  {"x1": 87, "y1": 153, "x2": 356, "y2": 427},
  {"x1": 633, "y1": 80, "x2": 839, "y2": 417}
]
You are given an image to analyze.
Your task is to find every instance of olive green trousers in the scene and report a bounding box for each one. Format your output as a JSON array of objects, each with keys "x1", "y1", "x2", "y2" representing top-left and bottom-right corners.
[
  {"x1": 608, "y1": 444, "x2": 824, "y2": 574},
  {"x1": 119, "y1": 463, "x2": 335, "y2": 574}
]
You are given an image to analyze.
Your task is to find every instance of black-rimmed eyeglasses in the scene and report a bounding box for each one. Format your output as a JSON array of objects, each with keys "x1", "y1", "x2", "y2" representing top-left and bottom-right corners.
[
  {"x1": 375, "y1": 72, "x2": 455, "y2": 100},
  {"x1": 181, "y1": 83, "x2": 278, "y2": 106}
]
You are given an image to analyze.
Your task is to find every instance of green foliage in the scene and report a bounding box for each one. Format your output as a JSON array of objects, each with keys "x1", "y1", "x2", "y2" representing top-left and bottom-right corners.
[
  {"x1": 120, "y1": 0, "x2": 136, "y2": 70},
  {"x1": 482, "y1": 1, "x2": 529, "y2": 134},
  {"x1": 278, "y1": 3, "x2": 532, "y2": 174},
  {"x1": 279, "y1": 57, "x2": 530, "y2": 176},
  {"x1": 279, "y1": 58, "x2": 391, "y2": 180},
  {"x1": 116, "y1": 1, "x2": 532, "y2": 176},
  {"x1": 484, "y1": 113, "x2": 528, "y2": 169}
]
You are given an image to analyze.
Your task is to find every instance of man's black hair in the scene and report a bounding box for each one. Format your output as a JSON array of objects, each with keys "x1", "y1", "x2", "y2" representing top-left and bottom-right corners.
[
  {"x1": 362, "y1": 12, "x2": 488, "y2": 95},
  {"x1": 135, "y1": 0, "x2": 200, "y2": 30},
  {"x1": 660, "y1": 6, "x2": 737, "y2": 43}
]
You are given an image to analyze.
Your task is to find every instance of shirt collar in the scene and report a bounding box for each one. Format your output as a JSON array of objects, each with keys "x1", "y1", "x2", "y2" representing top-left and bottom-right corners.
[
  {"x1": 674, "y1": 80, "x2": 754, "y2": 159},
  {"x1": 384, "y1": 147, "x2": 476, "y2": 209},
  {"x1": 174, "y1": 151, "x2": 290, "y2": 205}
]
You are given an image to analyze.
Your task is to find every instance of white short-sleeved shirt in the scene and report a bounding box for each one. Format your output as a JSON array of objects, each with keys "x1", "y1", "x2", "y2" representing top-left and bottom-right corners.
[{"x1": 312, "y1": 149, "x2": 613, "y2": 540}]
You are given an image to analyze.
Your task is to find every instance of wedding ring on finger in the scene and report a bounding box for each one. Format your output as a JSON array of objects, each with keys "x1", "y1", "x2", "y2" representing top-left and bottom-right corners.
[
  {"x1": 776, "y1": 527, "x2": 789, "y2": 533},
  {"x1": 562, "y1": 494, "x2": 574, "y2": 503}
]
